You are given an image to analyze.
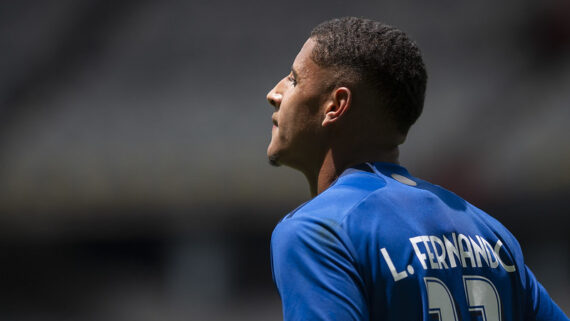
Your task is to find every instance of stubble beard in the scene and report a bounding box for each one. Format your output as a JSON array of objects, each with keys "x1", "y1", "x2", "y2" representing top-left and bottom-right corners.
[
  {"x1": 268, "y1": 153, "x2": 281, "y2": 167},
  {"x1": 267, "y1": 133, "x2": 282, "y2": 167}
]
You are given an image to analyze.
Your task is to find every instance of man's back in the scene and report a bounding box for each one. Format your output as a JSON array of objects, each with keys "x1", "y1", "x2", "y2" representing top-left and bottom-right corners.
[{"x1": 271, "y1": 162, "x2": 566, "y2": 320}]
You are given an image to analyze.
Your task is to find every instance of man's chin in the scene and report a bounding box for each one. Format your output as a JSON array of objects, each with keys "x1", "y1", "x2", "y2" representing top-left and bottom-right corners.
[{"x1": 268, "y1": 154, "x2": 281, "y2": 167}]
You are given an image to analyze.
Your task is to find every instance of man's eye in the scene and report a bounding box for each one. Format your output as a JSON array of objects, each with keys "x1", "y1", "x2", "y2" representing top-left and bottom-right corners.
[{"x1": 288, "y1": 76, "x2": 297, "y2": 86}]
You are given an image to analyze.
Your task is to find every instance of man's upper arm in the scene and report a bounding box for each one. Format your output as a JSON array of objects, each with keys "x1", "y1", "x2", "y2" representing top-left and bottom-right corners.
[
  {"x1": 524, "y1": 265, "x2": 568, "y2": 321},
  {"x1": 270, "y1": 217, "x2": 369, "y2": 321}
]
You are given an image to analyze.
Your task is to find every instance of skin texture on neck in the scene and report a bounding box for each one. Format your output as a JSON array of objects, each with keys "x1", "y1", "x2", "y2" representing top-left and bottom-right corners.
[{"x1": 307, "y1": 143, "x2": 400, "y2": 197}]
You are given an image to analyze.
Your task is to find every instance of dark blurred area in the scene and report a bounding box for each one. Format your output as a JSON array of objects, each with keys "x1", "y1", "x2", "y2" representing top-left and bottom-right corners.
[{"x1": 1, "y1": 1, "x2": 568, "y2": 320}]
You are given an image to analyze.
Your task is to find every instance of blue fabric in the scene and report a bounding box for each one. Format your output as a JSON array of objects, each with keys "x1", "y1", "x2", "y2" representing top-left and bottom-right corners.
[{"x1": 270, "y1": 162, "x2": 568, "y2": 321}]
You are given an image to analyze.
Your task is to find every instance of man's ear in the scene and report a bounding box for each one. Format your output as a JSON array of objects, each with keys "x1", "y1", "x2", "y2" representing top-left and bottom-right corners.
[{"x1": 322, "y1": 87, "x2": 351, "y2": 127}]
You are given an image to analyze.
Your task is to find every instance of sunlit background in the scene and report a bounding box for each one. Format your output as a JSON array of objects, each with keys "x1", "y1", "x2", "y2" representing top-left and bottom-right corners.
[{"x1": 1, "y1": 0, "x2": 568, "y2": 320}]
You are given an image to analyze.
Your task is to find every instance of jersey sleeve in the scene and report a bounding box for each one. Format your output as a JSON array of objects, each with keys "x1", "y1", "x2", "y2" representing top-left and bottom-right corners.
[
  {"x1": 523, "y1": 265, "x2": 569, "y2": 321},
  {"x1": 270, "y1": 216, "x2": 369, "y2": 321}
]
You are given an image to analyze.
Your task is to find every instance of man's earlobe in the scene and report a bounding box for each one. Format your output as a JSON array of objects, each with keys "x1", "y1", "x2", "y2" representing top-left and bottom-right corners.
[{"x1": 322, "y1": 87, "x2": 351, "y2": 127}]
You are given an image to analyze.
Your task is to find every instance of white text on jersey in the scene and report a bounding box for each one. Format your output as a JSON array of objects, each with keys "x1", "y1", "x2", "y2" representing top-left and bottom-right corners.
[{"x1": 380, "y1": 233, "x2": 516, "y2": 282}]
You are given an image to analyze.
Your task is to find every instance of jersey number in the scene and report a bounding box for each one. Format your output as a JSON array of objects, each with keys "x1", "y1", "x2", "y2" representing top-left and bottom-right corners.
[{"x1": 424, "y1": 276, "x2": 501, "y2": 321}]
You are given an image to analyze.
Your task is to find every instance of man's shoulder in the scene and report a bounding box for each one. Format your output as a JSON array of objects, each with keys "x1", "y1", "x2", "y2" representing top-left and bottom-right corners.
[{"x1": 270, "y1": 169, "x2": 386, "y2": 263}]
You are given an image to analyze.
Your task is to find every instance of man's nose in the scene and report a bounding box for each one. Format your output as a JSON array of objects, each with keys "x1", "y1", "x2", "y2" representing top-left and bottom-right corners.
[{"x1": 267, "y1": 85, "x2": 282, "y2": 109}]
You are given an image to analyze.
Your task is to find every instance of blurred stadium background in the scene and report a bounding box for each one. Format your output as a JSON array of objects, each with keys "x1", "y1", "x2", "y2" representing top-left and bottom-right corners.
[{"x1": 1, "y1": 0, "x2": 568, "y2": 320}]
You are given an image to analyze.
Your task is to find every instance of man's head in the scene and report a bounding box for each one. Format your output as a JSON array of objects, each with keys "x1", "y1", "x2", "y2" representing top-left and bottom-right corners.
[
  {"x1": 309, "y1": 17, "x2": 427, "y2": 135},
  {"x1": 266, "y1": 17, "x2": 427, "y2": 172}
]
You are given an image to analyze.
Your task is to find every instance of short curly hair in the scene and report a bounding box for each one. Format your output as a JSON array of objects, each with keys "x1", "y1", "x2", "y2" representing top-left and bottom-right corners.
[{"x1": 310, "y1": 17, "x2": 427, "y2": 135}]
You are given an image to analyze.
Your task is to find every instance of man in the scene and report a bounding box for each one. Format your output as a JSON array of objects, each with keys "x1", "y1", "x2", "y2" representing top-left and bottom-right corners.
[{"x1": 266, "y1": 17, "x2": 567, "y2": 321}]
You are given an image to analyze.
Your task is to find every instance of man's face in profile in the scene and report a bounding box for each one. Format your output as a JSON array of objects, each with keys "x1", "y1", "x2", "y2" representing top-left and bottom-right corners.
[{"x1": 266, "y1": 38, "x2": 334, "y2": 171}]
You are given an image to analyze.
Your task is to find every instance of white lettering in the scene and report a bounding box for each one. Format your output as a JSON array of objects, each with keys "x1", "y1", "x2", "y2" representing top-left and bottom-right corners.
[
  {"x1": 405, "y1": 233, "x2": 516, "y2": 273},
  {"x1": 380, "y1": 248, "x2": 408, "y2": 281},
  {"x1": 443, "y1": 233, "x2": 460, "y2": 268},
  {"x1": 481, "y1": 238, "x2": 499, "y2": 268},
  {"x1": 458, "y1": 234, "x2": 476, "y2": 268},
  {"x1": 470, "y1": 236, "x2": 489, "y2": 268},
  {"x1": 410, "y1": 236, "x2": 428, "y2": 269},
  {"x1": 493, "y1": 240, "x2": 516, "y2": 272},
  {"x1": 430, "y1": 235, "x2": 448, "y2": 269},
  {"x1": 421, "y1": 236, "x2": 439, "y2": 269}
]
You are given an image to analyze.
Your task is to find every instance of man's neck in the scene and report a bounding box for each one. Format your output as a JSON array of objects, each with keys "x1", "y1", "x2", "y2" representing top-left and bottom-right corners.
[{"x1": 304, "y1": 147, "x2": 400, "y2": 197}]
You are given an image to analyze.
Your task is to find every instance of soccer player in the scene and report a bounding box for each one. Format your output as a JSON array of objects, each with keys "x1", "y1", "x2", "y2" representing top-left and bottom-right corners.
[{"x1": 266, "y1": 17, "x2": 568, "y2": 321}]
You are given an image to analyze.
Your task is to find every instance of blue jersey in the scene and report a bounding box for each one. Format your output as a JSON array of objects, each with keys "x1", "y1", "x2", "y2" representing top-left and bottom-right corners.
[{"x1": 270, "y1": 162, "x2": 567, "y2": 321}]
